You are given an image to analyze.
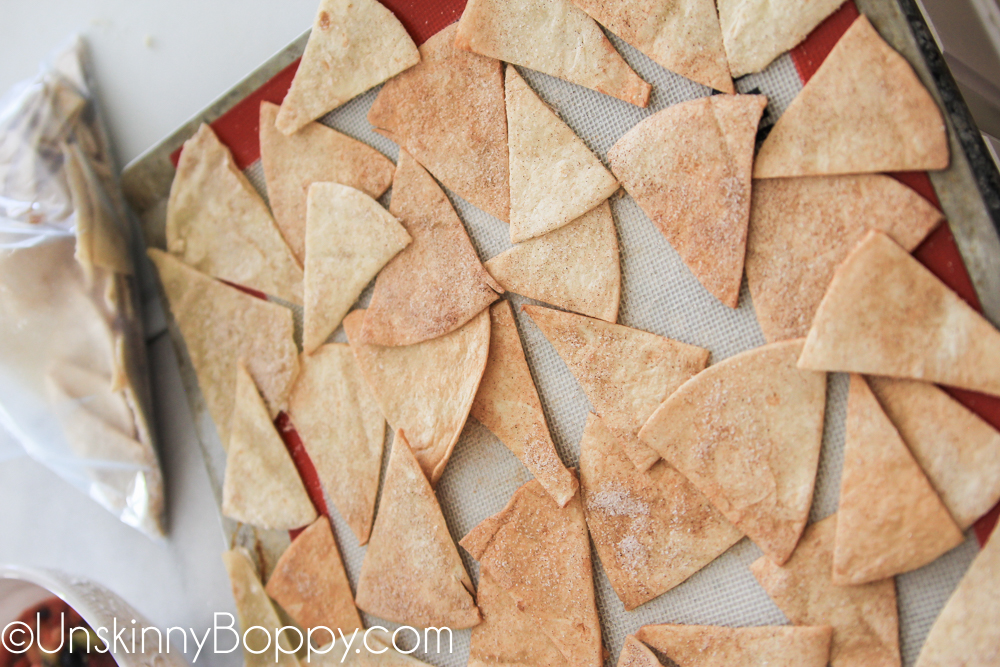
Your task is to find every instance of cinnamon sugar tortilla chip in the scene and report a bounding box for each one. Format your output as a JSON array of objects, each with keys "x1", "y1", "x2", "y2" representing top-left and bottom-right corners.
[
  {"x1": 288, "y1": 345, "x2": 385, "y2": 544},
  {"x1": 580, "y1": 414, "x2": 742, "y2": 610},
  {"x1": 275, "y1": 0, "x2": 418, "y2": 135},
  {"x1": 455, "y1": 0, "x2": 651, "y2": 107},
  {"x1": 354, "y1": 431, "x2": 480, "y2": 628},
  {"x1": 636, "y1": 624, "x2": 833, "y2": 667},
  {"x1": 471, "y1": 301, "x2": 578, "y2": 507},
  {"x1": 486, "y1": 201, "x2": 620, "y2": 323},
  {"x1": 608, "y1": 95, "x2": 767, "y2": 308},
  {"x1": 359, "y1": 149, "x2": 500, "y2": 346},
  {"x1": 65, "y1": 143, "x2": 131, "y2": 276},
  {"x1": 617, "y1": 636, "x2": 664, "y2": 667},
  {"x1": 746, "y1": 174, "x2": 943, "y2": 342},
  {"x1": 754, "y1": 15, "x2": 949, "y2": 178},
  {"x1": 166, "y1": 124, "x2": 303, "y2": 304},
  {"x1": 259, "y1": 101, "x2": 394, "y2": 264},
  {"x1": 639, "y1": 340, "x2": 826, "y2": 565},
  {"x1": 367, "y1": 24, "x2": 509, "y2": 222},
  {"x1": 799, "y1": 231, "x2": 1000, "y2": 397},
  {"x1": 343, "y1": 308, "x2": 489, "y2": 485},
  {"x1": 524, "y1": 305, "x2": 708, "y2": 471}
]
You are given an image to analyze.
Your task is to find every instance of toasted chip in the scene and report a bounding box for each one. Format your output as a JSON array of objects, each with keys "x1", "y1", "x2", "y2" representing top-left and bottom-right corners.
[
  {"x1": 275, "y1": 0, "x2": 419, "y2": 135},
  {"x1": 166, "y1": 124, "x2": 303, "y2": 303},
  {"x1": 617, "y1": 636, "x2": 664, "y2": 667},
  {"x1": 746, "y1": 175, "x2": 943, "y2": 342},
  {"x1": 265, "y1": 516, "x2": 362, "y2": 632},
  {"x1": 868, "y1": 376, "x2": 1000, "y2": 530},
  {"x1": 754, "y1": 16, "x2": 948, "y2": 178},
  {"x1": 288, "y1": 345, "x2": 385, "y2": 544},
  {"x1": 505, "y1": 67, "x2": 618, "y2": 242},
  {"x1": 303, "y1": 183, "x2": 411, "y2": 353},
  {"x1": 608, "y1": 95, "x2": 767, "y2": 308},
  {"x1": 461, "y1": 480, "x2": 601, "y2": 667},
  {"x1": 313, "y1": 627, "x2": 431, "y2": 666},
  {"x1": 833, "y1": 375, "x2": 963, "y2": 585},
  {"x1": 47, "y1": 363, "x2": 136, "y2": 438},
  {"x1": 471, "y1": 301, "x2": 578, "y2": 507},
  {"x1": 355, "y1": 431, "x2": 480, "y2": 628},
  {"x1": 580, "y1": 414, "x2": 742, "y2": 609},
  {"x1": 455, "y1": 0, "x2": 651, "y2": 107},
  {"x1": 640, "y1": 340, "x2": 826, "y2": 565},
  {"x1": 636, "y1": 624, "x2": 833, "y2": 667},
  {"x1": 148, "y1": 249, "x2": 299, "y2": 446},
  {"x1": 524, "y1": 305, "x2": 708, "y2": 471},
  {"x1": 259, "y1": 101, "x2": 394, "y2": 264},
  {"x1": 751, "y1": 516, "x2": 900, "y2": 667},
  {"x1": 368, "y1": 24, "x2": 509, "y2": 222},
  {"x1": 799, "y1": 230, "x2": 1000, "y2": 397},
  {"x1": 65, "y1": 143, "x2": 131, "y2": 276},
  {"x1": 344, "y1": 308, "x2": 489, "y2": 485}
]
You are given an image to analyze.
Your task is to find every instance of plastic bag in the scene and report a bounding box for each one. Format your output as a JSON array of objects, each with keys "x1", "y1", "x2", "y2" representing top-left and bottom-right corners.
[{"x1": 0, "y1": 37, "x2": 165, "y2": 537}]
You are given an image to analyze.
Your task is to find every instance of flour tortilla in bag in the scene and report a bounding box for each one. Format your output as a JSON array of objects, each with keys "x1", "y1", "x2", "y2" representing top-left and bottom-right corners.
[
  {"x1": 616, "y1": 636, "x2": 664, "y2": 667},
  {"x1": 636, "y1": 624, "x2": 833, "y2": 667}
]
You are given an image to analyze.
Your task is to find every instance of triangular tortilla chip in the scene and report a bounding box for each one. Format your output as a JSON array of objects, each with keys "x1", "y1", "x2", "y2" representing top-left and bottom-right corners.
[
  {"x1": 636, "y1": 624, "x2": 833, "y2": 667},
  {"x1": 460, "y1": 479, "x2": 602, "y2": 667},
  {"x1": 868, "y1": 376, "x2": 1000, "y2": 530},
  {"x1": 833, "y1": 375, "x2": 963, "y2": 586},
  {"x1": 717, "y1": 0, "x2": 845, "y2": 77},
  {"x1": 65, "y1": 143, "x2": 131, "y2": 276},
  {"x1": 367, "y1": 24, "x2": 509, "y2": 222},
  {"x1": 570, "y1": 0, "x2": 733, "y2": 92},
  {"x1": 288, "y1": 344, "x2": 385, "y2": 544},
  {"x1": 265, "y1": 516, "x2": 362, "y2": 632},
  {"x1": 359, "y1": 149, "x2": 500, "y2": 346},
  {"x1": 608, "y1": 95, "x2": 767, "y2": 308},
  {"x1": 344, "y1": 308, "x2": 489, "y2": 485},
  {"x1": 303, "y1": 183, "x2": 411, "y2": 353},
  {"x1": 639, "y1": 340, "x2": 826, "y2": 565},
  {"x1": 471, "y1": 301, "x2": 578, "y2": 507},
  {"x1": 166, "y1": 124, "x2": 303, "y2": 304},
  {"x1": 259, "y1": 100, "x2": 394, "y2": 264},
  {"x1": 486, "y1": 201, "x2": 620, "y2": 322},
  {"x1": 524, "y1": 304, "x2": 709, "y2": 471},
  {"x1": 222, "y1": 547, "x2": 301, "y2": 667},
  {"x1": 799, "y1": 230, "x2": 1000, "y2": 397},
  {"x1": 746, "y1": 174, "x2": 943, "y2": 343},
  {"x1": 354, "y1": 431, "x2": 480, "y2": 628},
  {"x1": 274, "y1": 0, "x2": 419, "y2": 135},
  {"x1": 148, "y1": 249, "x2": 299, "y2": 446},
  {"x1": 617, "y1": 636, "x2": 664, "y2": 667},
  {"x1": 222, "y1": 362, "x2": 317, "y2": 531},
  {"x1": 580, "y1": 414, "x2": 742, "y2": 609},
  {"x1": 47, "y1": 362, "x2": 136, "y2": 438},
  {"x1": 455, "y1": 0, "x2": 651, "y2": 107},
  {"x1": 754, "y1": 15, "x2": 949, "y2": 178},
  {"x1": 750, "y1": 516, "x2": 901, "y2": 667},
  {"x1": 313, "y1": 628, "x2": 431, "y2": 666},
  {"x1": 505, "y1": 67, "x2": 618, "y2": 242}
]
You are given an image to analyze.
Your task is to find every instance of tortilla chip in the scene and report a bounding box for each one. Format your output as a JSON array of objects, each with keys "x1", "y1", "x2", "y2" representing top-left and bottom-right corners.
[
  {"x1": 354, "y1": 431, "x2": 480, "y2": 628},
  {"x1": 617, "y1": 636, "x2": 664, "y2": 667},
  {"x1": 745, "y1": 174, "x2": 943, "y2": 343},
  {"x1": 344, "y1": 308, "x2": 489, "y2": 486},
  {"x1": 524, "y1": 305, "x2": 709, "y2": 471},
  {"x1": 750, "y1": 516, "x2": 901, "y2": 667},
  {"x1": 580, "y1": 414, "x2": 742, "y2": 609},
  {"x1": 868, "y1": 376, "x2": 1000, "y2": 530},
  {"x1": 166, "y1": 124, "x2": 303, "y2": 304},
  {"x1": 754, "y1": 16, "x2": 949, "y2": 178},
  {"x1": 65, "y1": 143, "x2": 131, "y2": 276},
  {"x1": 486, "y1": 201, "x2": 620, "y2": 322},
  {"x1": 47, "y1": 362, "x2": 136, "y2": 438},
  {"x1": 367, "y1": 24, "x2": 509, "y2": 222},
  {"x1": 275, "y1": 0, "x2": 419, "y2": 135},
  {"x1": 799, "y1": 230, "x2": 1000, "y2": 397},
  {"x1": 288, "y1": 345, "x2": 385, "y2": 544},
  {"x1": 455, "y1": 0, "x2": 651, "y2": 107},
  {"x1": 358, "y1": 149, "x2": 500, "y2": 346},
  {"x1": 640, "y1": 340, "x2": 826, "y2": 565},
  {"x1": 505, "y1": 67, "x2": 618, "y2": 242},
  {"x1": 148, "y1": 249, "x2": 299, "y2": 446},
  {"x1": 636, "y1": 624, "x2": 833, "y2": 667},
  {"x1": 471, "y1": 301, "x2": 578, "y2": 507},
  {"x1": 833, "y1": 375, "x2": 963, "y2": 585},
  {"x1": 312, "y1": 627, "x2": 431, "y2": 666},
  {"x1": 608, "y1": 95, "x2": 767, "y2": 308},
  {"x1": 259, "y1": 100, "x2": 394, "y2": 264},
  {"x1": 460, "y1": 480, "x2": 602, "y2": 667},
  {"x1": 303, "y1": 183, "x2": 411, "y2": 354}
]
